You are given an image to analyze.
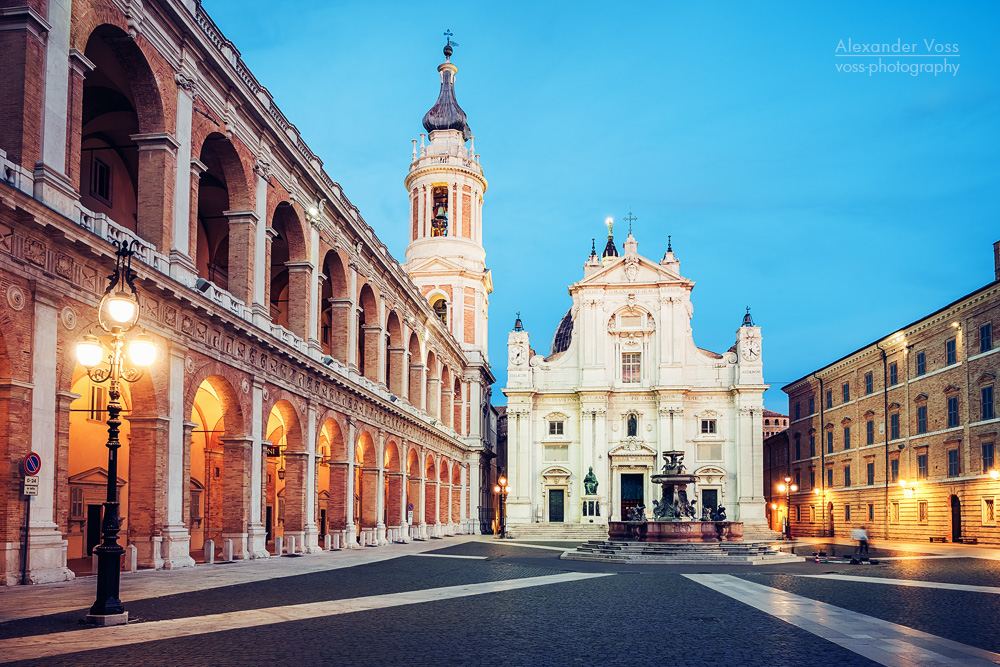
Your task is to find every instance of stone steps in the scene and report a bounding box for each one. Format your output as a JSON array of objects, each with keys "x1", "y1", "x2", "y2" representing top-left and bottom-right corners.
[
  {"x1": 507, "y1": 523, "x2": 609, "y2": 541},
  {"x1": 561, "y1": 539, "x2": 803, "y2": 565}
]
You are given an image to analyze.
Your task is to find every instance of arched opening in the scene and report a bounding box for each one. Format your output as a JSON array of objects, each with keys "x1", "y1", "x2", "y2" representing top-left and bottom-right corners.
[
  {"x1": 78, "y1": 24, "x2": 168, "y2": 248},
  {"x1": 441, "y1": 365, "x2": 453, "y2": 428},
  {"x1": 355, "y1": 430, "x2": 378, "y2": 543},
  {"x1": 407, "y1": 333, "x2": 423, "y2": 408},
  {"x1": 406, "y1": 448, "x2": 421, "y2": 531},
  {"x1": 453, "y1": 377, "x2": 463, "y2": 435},
  {"x1": 194, "y1": 134, "x2": 252, "y2": 302},
  {"x1": 452, "y1": 464, "x2": 463, "y2": 526},
  {"x1": 385, "y1": 311, "x2": 403, "y2": 395},
  {"x1": 432, "y1": 298, "x2": 447, "y2": 325},
  {"x1": 320, "y1": 417, "x2": 347, "y2": 540},
  {"x1": 264, "y1": 400, "x2": 304, "y2": 552},
  {"x1": 425, "y1": 457, "x2": 438, "y2": 528},
  {"x1": 188, "y1": 376, "x2": 247, "y2": 561},
  {"x1": 431, "y1": 185, "x2": 448, "y2": 236},
  {"x1": 425, "y1": 351, "x2": 439, "y2": 418},
  {"x1": 319, "y1": 250, "x2": 350, "y2": 362},
  {"x1": 385, "y1": 440, "x2": 402, "y2": 532},
  {"x1": 357, "y1": 284, "x2": 380, "y2": 381},
  {"x1": 268, "y1": 203, "x2": 309, "y2": 339},
  {"x1": 439, "y1": 461, "x2": 451, "y2": 533}
]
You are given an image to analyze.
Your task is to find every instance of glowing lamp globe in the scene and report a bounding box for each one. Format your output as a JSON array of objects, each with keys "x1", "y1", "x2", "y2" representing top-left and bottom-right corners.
[
  {"x1": 107, "y1": 291, "x2": 137, "y2": 323},
  {"x1": 498, "y1": 476, "x2": 507, "y2": 487},
  {"x1": 494, "y1": 485, "x2": 501, "y2": 494},
  {"x1": 777, "y1": 484, "x2": 786, "y2": 493},
  {"x1": 128, "y1": 333, "x2": 157, "y2": 367},
  {"x1": 76, "y1": 334, "x2": 103, "y2": 368}
]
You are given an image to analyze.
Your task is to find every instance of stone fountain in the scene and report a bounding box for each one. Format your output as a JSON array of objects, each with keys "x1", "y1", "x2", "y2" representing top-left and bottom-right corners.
[{"x1": 607, "y1": 450, "x2": 743, "y2": 542}]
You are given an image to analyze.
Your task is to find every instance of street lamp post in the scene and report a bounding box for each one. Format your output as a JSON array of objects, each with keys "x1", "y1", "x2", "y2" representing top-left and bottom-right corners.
[
  {"x1": 776, "y1": 475, "x2": 797, "y2": 539},
  {"x1": 76, "y1": 240, "x2": 156, "y2": 626},
  {"x1": 495, "y1": 474, "x2": 509, "y2": 538}
]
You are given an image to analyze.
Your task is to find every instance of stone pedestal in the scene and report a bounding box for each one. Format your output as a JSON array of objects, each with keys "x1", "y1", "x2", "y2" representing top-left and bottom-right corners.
[
  {"x1": 608, "y1": 521, "x2": 744, "y2": 542},
  {"x1": 579, "y1": 495, "x2": 605, "y2": 524}
]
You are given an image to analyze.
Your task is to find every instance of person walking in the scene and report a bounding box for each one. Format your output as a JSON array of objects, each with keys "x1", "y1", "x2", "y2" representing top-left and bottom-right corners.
[{"x1": 852, "y1": 525, "x2": 870, "y2": 556}]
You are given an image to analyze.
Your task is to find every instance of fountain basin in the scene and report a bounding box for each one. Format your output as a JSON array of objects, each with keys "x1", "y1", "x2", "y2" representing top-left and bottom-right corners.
[{"x1": 608, "y1": 520, "x2": 743, "y2": 542}]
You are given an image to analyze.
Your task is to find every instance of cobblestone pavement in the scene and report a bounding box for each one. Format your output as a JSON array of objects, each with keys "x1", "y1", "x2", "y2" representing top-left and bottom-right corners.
[{"x1": 1, "y1": 536, "x2": 999, "y2": 666}]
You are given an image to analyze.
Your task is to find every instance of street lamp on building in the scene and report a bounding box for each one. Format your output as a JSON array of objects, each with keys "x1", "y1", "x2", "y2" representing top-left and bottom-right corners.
[
  {"x1": 76, "y1": 240, "x2": 156, "y2": 625},
  {"x1": 776, "y1": 475, "x2": 797, "y2": 538},
  {"x1": 494, "y1": 474, "x2": 509, "y2": 538}
]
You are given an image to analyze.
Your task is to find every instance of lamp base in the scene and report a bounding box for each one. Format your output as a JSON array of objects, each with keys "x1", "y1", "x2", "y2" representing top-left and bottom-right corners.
[{"x1": 85, "y1": 611, "x2": 128, "y2": 627}]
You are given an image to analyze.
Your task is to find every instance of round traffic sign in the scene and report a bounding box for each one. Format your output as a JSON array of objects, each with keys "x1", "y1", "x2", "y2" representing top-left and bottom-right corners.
[
  {"x1": 22, "y1": 453, "x2": 41, "y2": 476},
  {"x1": 407, "y1": 503, "x2": 414, "y2": 511}
]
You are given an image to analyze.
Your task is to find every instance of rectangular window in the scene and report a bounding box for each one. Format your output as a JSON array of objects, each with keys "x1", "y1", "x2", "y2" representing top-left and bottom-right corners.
[
  {"x1": 795, "y1": 471, "x2": 801, "y2": 489},
  {"x1": 919, "y1": 500, "x2": 929, "y2": 523},
  {"x1": 621, "y1": 352, "x2": 641, "y2": 384},
  {"x1": 948, "y1": 449, "x2": 959, "y2": 477},
  {"x1": 867, "y1": 462, "x2": 875, "y2": 485},
  {"x1": 865, "y1": 372, "x2": 873, "y2": 395},
  {"x1": 70, "y1": 487, "x2": 84, "y2": 519},
  {"x1": 796, "y1": 505, "x2": 801, "y2": 522},
  {"x1": 866, "y1": 420, "x2": 874, "y2": 445},
  {"x1": 809, "y1": 435, "x2": 816, "y2": 457},
  {"x1": 810, "y1": 506, "x2": 816, "y2": 523},
  {"x1": 701, "y1": 419, "x2": 717, "y2": 434},
  {"x1": 946, "y1": 338, "x2": 957, "y2": 365},
  {"x1": 808, "y1": 396, "x2": 815, "y2": 415},
  {"x1": 917, "y1": 405, "x2": 927, "y2": 434},
  {"x1": 826, "y1": 390, "x2": 833, "y2": 409},
  {"x1": 889, "y1": 362, "x2": 898, "y2": 386},
  {"x1": 826, "y1": 431, "x2": 833, "y2": 454},
  {"x1": 917, "y1": 453, "x2": 928, "y2": 479},
  {"x1": 983, "y1": 442, "x2": 995, "y2": 474},
  {"x1": 795, "y1": 402, "x2": 800, "y2": 420},
  {"x1": 809, "y1": 470, "x2": 816, "y2": 488},
  {"x1": 88, "y1": 384, "x2": 107, "y2": 421},
  {"x1": 868, "y1": 503, "x2": 875, "y2": 522},
  {"x1": 984, "y1": 498, "x2": 996, "y2": 526},
  {"x1": 845, "y1": 504, "x2": 851, "y2": 522},
  {"x1": 844, "y1": 426, "x2": 851, "y2": 450},
  {"x1": 983, "y1": 386, "x2": 995, "y2": 421},
  {"x1": 891, "y1": 501, "x2": 900, "y2": 523},
  {"x1": 982, "y1": 323, "x2": 993, "y2": 354},
  {"x1": 90, "y1": 156, "x2": 112, "y2": 205},
  {"x1": 947, "y1": 396, "x2": 959, "y2": 428},
  {"x1": 548, "y1": 421, "x2": 564, "y2": 436},
  {"x1": 890, "y1": 413, "x2": 900, "y2": 440},
  {"x1": 916, "y1": 351, "x2": 926, "y2": 376},
  {"x1": 842, "y1": 383, "x2": 850, "y2": 403},
  {"x1": 794, "y1": 436, "x2": 801, "y2": 461},
  {"x1": 844, "y1": 465, "x2": 851, "y2": 487},
  {"x1": 890, "y1": 458, "x2": 899, "y2": 483},
  {"x1": 826, "y1": 468, "x2": 833, "y2": 488}
]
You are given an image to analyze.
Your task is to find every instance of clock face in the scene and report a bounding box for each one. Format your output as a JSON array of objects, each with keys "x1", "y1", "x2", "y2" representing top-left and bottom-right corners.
[
  {"x1": 509, "y1": 344, "x2": 525, "y2": 365},
  {"x1": 742, "y1": 339, "x2": 761, "y2": 361}
]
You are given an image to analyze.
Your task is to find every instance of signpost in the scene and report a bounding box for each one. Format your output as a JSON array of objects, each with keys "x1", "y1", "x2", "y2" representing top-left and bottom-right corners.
[
  {"x1": 407, "y1": 503, "x2": 414, "y2": 525},
  {"x1": 21, "y1": 453, "x2": 41, "y2": 585}
]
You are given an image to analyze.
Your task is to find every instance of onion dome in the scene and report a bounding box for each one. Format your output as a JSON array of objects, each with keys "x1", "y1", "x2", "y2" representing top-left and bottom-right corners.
[{"x1": 422, "y1": 40, "x2": 471, "y2": 142}]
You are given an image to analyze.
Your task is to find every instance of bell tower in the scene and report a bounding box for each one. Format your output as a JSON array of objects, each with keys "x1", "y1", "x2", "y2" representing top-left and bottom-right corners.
[{"x1": 403, "y1": 36, "x2": 491, "y2": 364}]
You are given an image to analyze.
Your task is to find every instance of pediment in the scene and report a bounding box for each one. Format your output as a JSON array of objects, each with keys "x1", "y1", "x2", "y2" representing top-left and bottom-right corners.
[
  {"x1": 576, "y1": 253, "x2": 691, "y2": 288},
  {"x1": 68, "y1": 467, "x2": 126, "y2": 487},
  {"x1": 609, "y1": 440, "x2": 657, "y2": 457},
  {"x1": 978, "y1": 372, "x2": 996, "y2": 384},
  {"x1": 406, "y1": 256, "x2": 467, "y2": 275},
  {"x1": 841, "y1": 417, "x2": 852, "y2": 425}
]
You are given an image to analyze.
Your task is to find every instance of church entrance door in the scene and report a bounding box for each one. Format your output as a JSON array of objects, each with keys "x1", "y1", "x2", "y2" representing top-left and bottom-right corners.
[
  {"x1": 621, "y1": 473, "x2": 644, "y2": 520},
  {"x1": 548, "y1": 489, "x2": 564, "y2": 522}
]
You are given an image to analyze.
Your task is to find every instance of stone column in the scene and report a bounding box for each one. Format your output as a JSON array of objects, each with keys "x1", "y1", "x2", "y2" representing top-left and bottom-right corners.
[
  {"x1": 419, "y1": 462, "x2": 428, "y2": 538},
  {"x1": 181, "y1": 421, "x2": 198, "y2": 544},
  {"x1": 375, "y1": 462, "x2": 386, "y2": 545},
  {"x1": 302, "y1": 401, "x2": 319, "y2": 552},
  {"x1": 53, "y1": 390, "x2": 77, "y2": 539},
  {"x1": 282, "y1": 451, "x2": 310, "y2": 551},
  {"x1": 329, "y1": 298, "x2": 352, "y2": 364},
  {"x1": 187, "y1": 158, "x2": 207, "y2": 261},
  {"x1": 245, "y1": 381, "x2": 267, "y2": 558},
  {"x1": 251, "y1": 162, "x2": 269, "y2": 325},
  {"x1": 65, "y1": 48, "x2": 95, "y2": 194},
  {"x1": 285, "y1": 261, "x2": 313, "y2": 342},
  {"x1": 126, "y1": 415, "x2": 170, "y2": 569},
  {"x1": 27, "y1": 285, "x2": 73, "y2": 583},
  {"x1": 132, "y1": 132, "x2": 180, "y2": 252},
  {"x1": 161, "y1": 343, "x2": 194, "y2": 568},
  {"x1": 224, "y1": 210, "x2": 258, "y2": 305},
  {"x1": 306, "y1": 224, "x2": 322, "y2": 358},
  {"x1": 169, "y1": 65, "x2": 198, "y2": 282},
  {"x1": 344, "y1": 419, "x2": 357, "y2": 546}
]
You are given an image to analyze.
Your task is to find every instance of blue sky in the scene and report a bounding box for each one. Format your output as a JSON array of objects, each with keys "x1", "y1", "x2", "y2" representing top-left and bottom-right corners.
[{"x1": 207, "y1": 1, "x2": 1000, "y2": 410}]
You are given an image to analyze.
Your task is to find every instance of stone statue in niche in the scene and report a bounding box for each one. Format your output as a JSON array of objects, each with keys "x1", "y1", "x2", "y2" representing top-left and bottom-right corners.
[
  {"x1": 583, "y1": 467, "x2": 598, "y2": 495},
  {"x1": 627, "y1": 414, "x2": 638, "y2": 437}
]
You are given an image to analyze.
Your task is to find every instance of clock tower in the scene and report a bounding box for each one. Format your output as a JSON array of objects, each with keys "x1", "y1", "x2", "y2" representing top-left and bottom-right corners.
[{"x1": 403, "y1": 37, "x2": 491, "y2": 366}]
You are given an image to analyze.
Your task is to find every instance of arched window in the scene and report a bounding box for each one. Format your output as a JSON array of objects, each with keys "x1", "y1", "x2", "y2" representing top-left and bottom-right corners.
[
  {"x1": 431, "y1": 185, "x2": 448, "y2": 236},
  {"x1": 433, "y1": 298, "x2": 447, "y2": 325}
]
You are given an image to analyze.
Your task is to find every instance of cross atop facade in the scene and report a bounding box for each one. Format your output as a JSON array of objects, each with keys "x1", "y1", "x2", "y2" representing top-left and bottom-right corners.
[
  {"x1": 622, "y1": 209, "x2": 638, "y2": 233},
  {"x1": 444, "y1": 29, "x2": 458, "y2": 47}
]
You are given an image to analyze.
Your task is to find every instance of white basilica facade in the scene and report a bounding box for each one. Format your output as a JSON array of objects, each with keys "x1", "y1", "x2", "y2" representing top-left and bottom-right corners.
[{"x1": 503, "y1": 225, "x2": 768, "y2": 530}]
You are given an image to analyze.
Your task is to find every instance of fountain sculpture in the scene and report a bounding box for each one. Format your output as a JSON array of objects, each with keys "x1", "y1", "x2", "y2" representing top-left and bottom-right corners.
[{"x1": 608, "y1": 450, "x2": 743, "y2": 542}]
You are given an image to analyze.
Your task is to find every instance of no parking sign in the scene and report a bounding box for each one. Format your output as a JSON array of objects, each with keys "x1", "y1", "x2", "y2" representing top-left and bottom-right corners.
[{"x1": 22, "y1": 453, "x2": 41, "y2": 476}]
